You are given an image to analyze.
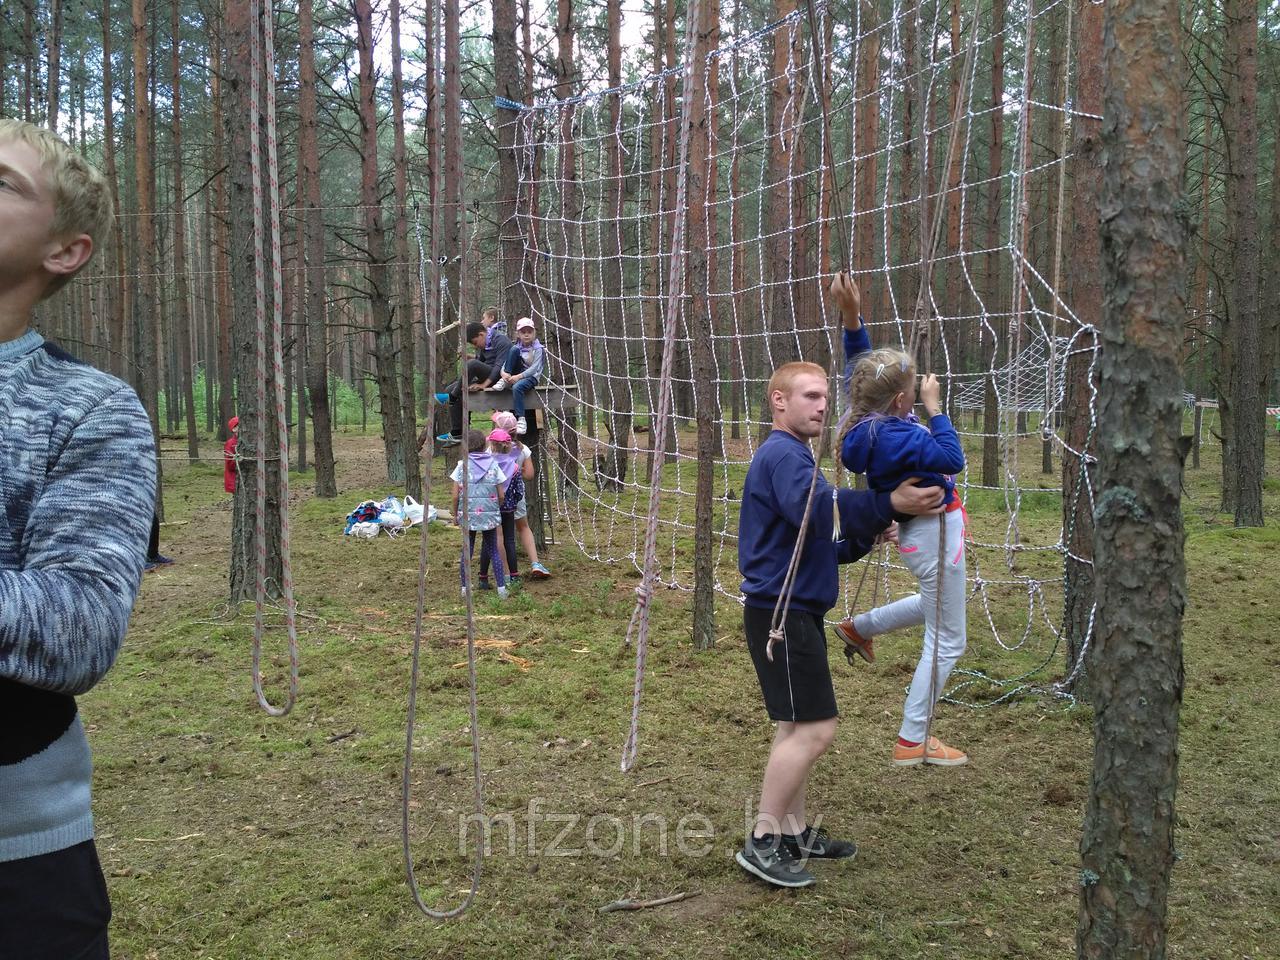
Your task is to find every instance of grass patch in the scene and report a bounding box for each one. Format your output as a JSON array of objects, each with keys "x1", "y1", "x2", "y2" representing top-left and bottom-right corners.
[{"x1": 89, "y1": 432, "x2": 1280, "y2": 958}]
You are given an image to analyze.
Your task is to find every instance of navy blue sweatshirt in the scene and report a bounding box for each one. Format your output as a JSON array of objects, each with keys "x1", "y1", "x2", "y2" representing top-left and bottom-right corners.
[
  {"x1": 479, "y1": 321, "x2": 512, "y2": 374},
  {"x1": 841, "y1": 413, "x2": 965, "y2": 505},
  {"x1": 739, "y1": 430, "x2": 896, "y2": 615},
  {"x1": 841, "y1": 323, "x2": 871, "y2": 390}
]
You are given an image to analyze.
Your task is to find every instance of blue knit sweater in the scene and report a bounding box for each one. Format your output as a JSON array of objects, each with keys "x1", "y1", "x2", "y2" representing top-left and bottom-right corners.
[{"x1": 0, "y1": 330, "x2": 155, "y2": 863}]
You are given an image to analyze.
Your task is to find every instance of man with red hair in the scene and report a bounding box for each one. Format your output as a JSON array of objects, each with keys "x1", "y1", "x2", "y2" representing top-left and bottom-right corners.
[{"x1": 736, "y1": 352, "x2": 945, "y2": 888}]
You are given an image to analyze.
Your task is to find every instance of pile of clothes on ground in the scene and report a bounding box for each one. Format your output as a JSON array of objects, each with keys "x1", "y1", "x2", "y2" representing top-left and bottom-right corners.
[{"x1": 344, "y1": 495, "x2": 434, "y2": 538}]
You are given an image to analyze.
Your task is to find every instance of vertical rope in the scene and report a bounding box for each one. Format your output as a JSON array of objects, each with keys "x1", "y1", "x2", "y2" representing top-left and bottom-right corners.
[
  {"x1": 400, "y1": 0, "x2": 484, "y2": 915},
  {"x1": 620, "y1": 0, "x2": 705, "y2": 775}
]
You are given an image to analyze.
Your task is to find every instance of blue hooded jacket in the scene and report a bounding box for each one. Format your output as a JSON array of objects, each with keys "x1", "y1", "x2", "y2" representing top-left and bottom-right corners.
[{"x1": 840, "y1": 413, "x2": 964, "y2": 505}]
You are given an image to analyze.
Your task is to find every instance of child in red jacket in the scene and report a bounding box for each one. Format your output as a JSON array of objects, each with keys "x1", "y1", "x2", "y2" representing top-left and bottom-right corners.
[{"x1": 223, "y1": 417, "x2": 239, "y2": 493}]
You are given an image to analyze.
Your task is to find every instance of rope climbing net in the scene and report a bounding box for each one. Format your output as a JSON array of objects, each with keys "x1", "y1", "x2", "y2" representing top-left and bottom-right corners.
[{"x1": 502, "y1": 0, "x2": 1099, "y2": 708}]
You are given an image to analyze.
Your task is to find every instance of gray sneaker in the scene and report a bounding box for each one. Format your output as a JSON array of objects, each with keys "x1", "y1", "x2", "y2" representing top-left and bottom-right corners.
[
  {"x1": 735, "y1": 835, "x2": 816, "y2": 888},
  {"x1": 783, "y1": 825, "x2": 857, "y2": 860}
]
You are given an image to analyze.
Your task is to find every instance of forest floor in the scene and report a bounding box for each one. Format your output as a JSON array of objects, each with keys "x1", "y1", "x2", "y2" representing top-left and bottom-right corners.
[{"x1": 90, "y1": 425, "x2": 1280, "y2": 959}]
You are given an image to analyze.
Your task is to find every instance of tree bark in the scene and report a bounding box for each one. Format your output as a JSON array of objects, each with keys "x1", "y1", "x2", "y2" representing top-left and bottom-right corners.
[
  {"x1": 171, "y1": 0, "x2": 199, "y2": 463},
  {"x1": 764, "y1": 0, "x2": 803, "y2": 369},
  {"x1": 727, "y1": 2, "x2": 747, "y2": 440},
  {"x1": 551, "y1": 0, "x2": 580, "y2": 492},
  {"x1": 981, "y1": 0, "x2": 1004, "y2": 487},
  {"x1": 224, "y1": 0, "x2": 285, "y2": 602},
  {"x1": 297, "y1": 0, "x2": 336, "y2": 496},
  {"x1": 354, "y1": 0, "x2": 414, "y2": 492},
  {"x1": 1220, "y1": 0, "x2": 1262, "y2": 525},
  {"x1": 1264, "y1": 58, "x2": 1280, "y2": 433},
  {"x1": 686, "y1": 0, "x2": 718, "y2": 650},
  {"x1": 131, "y1": 0, "x2": 162, "y2": 518},
  {"x1": 100, "y1": 0, "x2": 126, "y2": 380},
  {"x1": 441, "y1": 0, "x2": 463, "y2": 337},
  {"x1": 47, "y1": 0, "x2": 62, "y2": 131},
  {"x1": 598, "y1": 0, "x2": 633, "y2": 489},
  {"x1": 390, "y1": 0, "x2": 421, "y2": 499},
  {"x1": 855, "y1": 1, "x2": 880, "y2": 307},
  {"x1": 1077, "y1": 1, "x2": 1187, "y2": 955},
  {"x1": 494, "y1": 0, "x2": 531, "y2": 320},
  {"x1": 943, "y1": 0, "x2": 965, "y2": 398},
  {"x1": 1062, "y1": 0, "x2": 1102, "y2": 692}
]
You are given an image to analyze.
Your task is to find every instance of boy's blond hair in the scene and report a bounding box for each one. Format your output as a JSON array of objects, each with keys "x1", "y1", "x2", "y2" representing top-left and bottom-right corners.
[{"x1": 0, "y1": 119, "x2": 114, "y2": 298}]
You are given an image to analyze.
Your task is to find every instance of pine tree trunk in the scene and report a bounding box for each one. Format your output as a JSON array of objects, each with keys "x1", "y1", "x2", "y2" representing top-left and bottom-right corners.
[
  {"x1": 224, "y1": 0, "x2": 286, "y2": 602},
  {"x1": 441, "y1": 0, "x2": 463, "y2": 338},
  {"x1": 765, "y1": 0, "x2": 801, "y2": 367},
  {"x1": 551, "y1": 0, "x2": 580, "y2": 491},
  {"x1": 100, "y1": 0, "x2": 126, "y2": 379},
  {"x1": 943, "y1": 0, "x2": 965, "y2": 400},
  {"x1": 728, "y1": 3, "x2": 746, "y2": 441},
  {"x1": 599, "y1": 0, "x2": 632, "y2": 488},
  {"x1": 297, "y1": 0, "x2": 335, "y2": 497},
  {"x1": 131, "y1": 0, "x2": 163, "y2": 518},
  {"x1": 1062, "y1": 0, "x2": 1102, "y2": 694},
  {"x1": 1264, "y1": 68, "x2": 1280, "y2": 424},
  {"x1": 855, "y1": 1, "x2": 879, "y2": 306},
  {"x1": 390, "y1": 0, "x2": 421, "y2": 499},
  {"x1": 47, "y1": 0, "x2": 62, "y2": 131},
  {"x1": 686, "y1": 0, "x2": 718, "y2": 651},
  {"x1": 981, "y1": 0, "x2": 1004, "y2": 487},
  {"x1": 1221, "y1": 0, "x2": 1262, "y2": 525},
  {"x1": 644, "y1": 0, "x2": 666, "y2": 477},
  {"x1": 1077, "y1": 1, "x2": 1187, "y2": 954},
  {"x1": 210, "y1": 18, "x2": 235, "y2": 440},
  {"x1": 171, "y1": 0, "x2": 199, "y2": 462},
  {"x1": 494, "y1": 0, "x2": 531, "y2": 320},
  {"x1": 354, "y1": 0, "x2": 410, "y2": 489}
]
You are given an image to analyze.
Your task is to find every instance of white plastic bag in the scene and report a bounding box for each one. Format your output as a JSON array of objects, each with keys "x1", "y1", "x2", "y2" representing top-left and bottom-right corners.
[
  {"x1": 402, "y1": 495, "x2": 425, "y2": 526},
  {"x1": 348, "y1": 521, "x2": 381, "y2": 538}
]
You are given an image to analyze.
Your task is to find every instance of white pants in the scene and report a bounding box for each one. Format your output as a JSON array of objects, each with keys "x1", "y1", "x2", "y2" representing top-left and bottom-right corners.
[{"x1": 853, "y1": 508, "x2": 967, "y2": 743}]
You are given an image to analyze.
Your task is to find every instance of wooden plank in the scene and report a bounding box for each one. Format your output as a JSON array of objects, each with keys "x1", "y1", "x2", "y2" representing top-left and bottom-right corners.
[{"x1": 459, "y1": 383, "x2": 580, "y2": 414}]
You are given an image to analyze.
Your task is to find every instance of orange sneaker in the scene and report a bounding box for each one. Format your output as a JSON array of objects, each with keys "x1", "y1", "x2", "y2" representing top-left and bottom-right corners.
[
  {"x1": 834, "y1": 619, "x2": 874, "y2": 665},
  {"x1": 892, "y1": 736, "x2": 968, "y2": 767}
]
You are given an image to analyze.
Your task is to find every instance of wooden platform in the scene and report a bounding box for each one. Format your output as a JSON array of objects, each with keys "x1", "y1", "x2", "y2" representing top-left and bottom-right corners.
[{"x1": 458, "y1": 383, "x2": 579, "y2": 414}]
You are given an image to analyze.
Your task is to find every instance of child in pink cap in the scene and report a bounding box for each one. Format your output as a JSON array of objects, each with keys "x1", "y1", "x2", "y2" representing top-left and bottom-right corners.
[{"x1": 490, "y1": 411, "x2": 550, "y2": 579}]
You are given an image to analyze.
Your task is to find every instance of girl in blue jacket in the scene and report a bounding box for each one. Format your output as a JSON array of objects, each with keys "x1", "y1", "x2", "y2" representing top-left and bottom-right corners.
[{"x1": 834, "y1": 347, "x2": 970, "y2": 768}]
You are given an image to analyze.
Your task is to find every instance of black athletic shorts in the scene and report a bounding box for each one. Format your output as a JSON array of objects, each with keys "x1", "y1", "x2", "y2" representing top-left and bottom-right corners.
[
  {"x1": 744, "y1": 604, "x2": 838, "y2": 722},
  {"x1": 0, "y1": 840, "x2": 111, "y2": 959}
]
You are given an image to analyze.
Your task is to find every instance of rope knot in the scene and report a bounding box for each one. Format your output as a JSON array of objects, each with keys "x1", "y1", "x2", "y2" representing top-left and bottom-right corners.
[{"x1": 764, "y1": 626, "x2": 785, "y2": 663}]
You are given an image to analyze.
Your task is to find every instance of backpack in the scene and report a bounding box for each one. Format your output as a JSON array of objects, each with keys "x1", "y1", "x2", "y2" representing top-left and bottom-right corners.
[{"x1": 501, "y1": 473, "x2": 525, "y2": 512}]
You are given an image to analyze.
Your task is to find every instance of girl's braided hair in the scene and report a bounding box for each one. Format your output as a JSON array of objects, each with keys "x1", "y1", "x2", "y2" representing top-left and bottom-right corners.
[{"x1": 840, "y1": 347, "x2": 916, "y2": 448}]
